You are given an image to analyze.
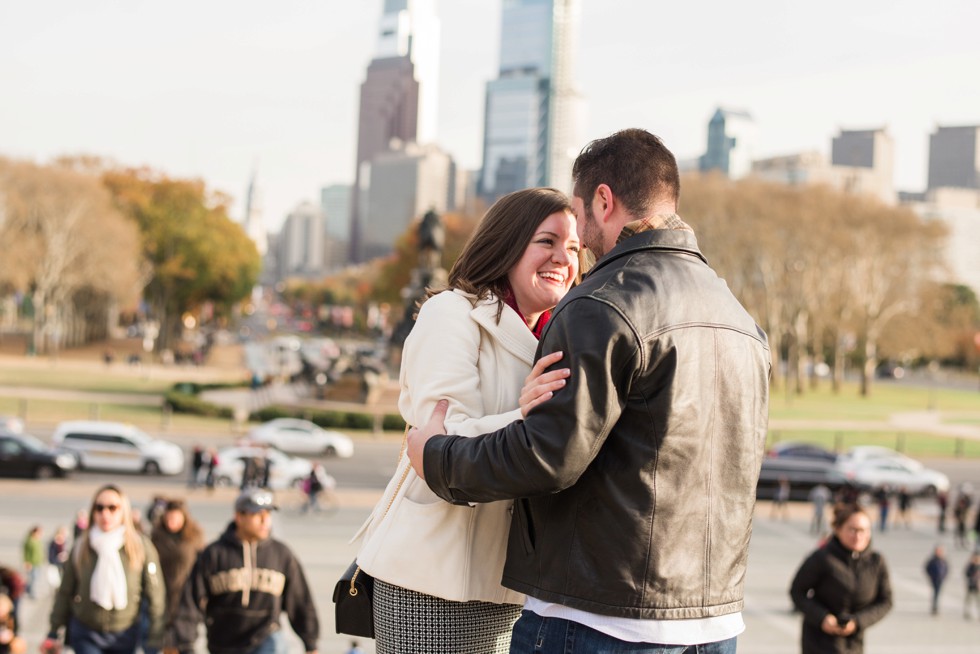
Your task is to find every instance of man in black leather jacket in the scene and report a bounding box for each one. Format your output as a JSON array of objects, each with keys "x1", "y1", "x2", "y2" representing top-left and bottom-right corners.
[{"x1": 407, "y1": 129, "x2": 771, "y2": 653}]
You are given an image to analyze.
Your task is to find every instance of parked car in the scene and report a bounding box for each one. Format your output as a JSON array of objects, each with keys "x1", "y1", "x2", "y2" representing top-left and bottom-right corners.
[
  {"x1": 211, "y1": 445, "x2": 314, "y2": 490},
  {"x1": 839, "y1": 445, "x2": 920, "y2": 468},
  {"x1": 757, "y1": 454, "x2": 847, "y2": 501},
  {"x1": 51, "y1": 421, "x2": 184, "y2": 475},
  {"x1": 837, "y1": 457, "x2": 949, "y2": 496},
  {"x1": 246, "y1": 418, "x2": 354, "y2": 457},
  {"x1": 0, "y1": 431, "x2": 77, "y2": 479},
  {"x1": 767, "y1": 441, "x2": 838, "y2": 463}
]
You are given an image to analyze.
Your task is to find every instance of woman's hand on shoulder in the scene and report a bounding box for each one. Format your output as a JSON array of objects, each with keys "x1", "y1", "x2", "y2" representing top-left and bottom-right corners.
[{"x1": 520, "y1": 351, "x2": 570, "y2": 418}]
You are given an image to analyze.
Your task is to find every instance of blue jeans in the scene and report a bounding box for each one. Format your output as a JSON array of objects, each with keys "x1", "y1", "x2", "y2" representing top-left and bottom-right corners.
[
  {"x1": 510, "y1": 612, "x2": 738, "y2": 654},
  {"x1": 248, "y1": 631, "x2": 285, "y2": 654},
  {"x1": 68, "y1": 616, "x2": 139, "y2": 654}
]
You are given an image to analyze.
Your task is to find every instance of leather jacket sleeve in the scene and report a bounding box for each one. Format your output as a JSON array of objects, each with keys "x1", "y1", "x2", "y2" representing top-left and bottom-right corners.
[{"x1": 424, "y1": 297, "x2": 639, "y2": 503}]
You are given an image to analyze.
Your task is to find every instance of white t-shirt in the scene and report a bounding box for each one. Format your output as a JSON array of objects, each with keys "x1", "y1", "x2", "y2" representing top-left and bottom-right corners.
[{"x1": 524, "y1": 597, "x2": 744, "y2": 645}]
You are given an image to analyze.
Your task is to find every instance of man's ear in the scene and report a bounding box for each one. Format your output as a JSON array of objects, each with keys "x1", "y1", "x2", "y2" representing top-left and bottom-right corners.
[{"x1": 594, "y1": 183, "x2": 616, "y2": 223}]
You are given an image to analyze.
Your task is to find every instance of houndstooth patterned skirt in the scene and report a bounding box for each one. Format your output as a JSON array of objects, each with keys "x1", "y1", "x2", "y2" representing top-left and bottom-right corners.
[{"x1": 373, "y1": 579, "x2": 522, "y2": 654}]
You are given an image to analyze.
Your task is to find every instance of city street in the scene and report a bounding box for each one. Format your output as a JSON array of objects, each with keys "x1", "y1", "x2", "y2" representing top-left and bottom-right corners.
[{"x1": 2, "y1": 443, "x2": 980, "y2": 652}]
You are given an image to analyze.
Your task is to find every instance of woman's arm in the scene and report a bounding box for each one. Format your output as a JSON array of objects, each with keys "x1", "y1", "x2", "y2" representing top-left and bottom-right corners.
[
  {"x1": 854, "y1": 555, "x2": 893, "y2": 631},
  {"x1": 400, "y1": 293, "x2": 521, "y2": 436},
  {"x1": 141, "y1": 537, "x2": 167, "y2": 647},
  {"x1": 789, "y1": 551, "x2": 832, "y2": 628}
]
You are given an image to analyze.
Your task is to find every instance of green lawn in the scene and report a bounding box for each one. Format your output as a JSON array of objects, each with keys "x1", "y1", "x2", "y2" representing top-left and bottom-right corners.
[
  {"x1": 0, "y1": 366, "x2": 177, "y2": 394},
  {"x1": 769, "y1": 381, "x2": 980, "y2": 420}
]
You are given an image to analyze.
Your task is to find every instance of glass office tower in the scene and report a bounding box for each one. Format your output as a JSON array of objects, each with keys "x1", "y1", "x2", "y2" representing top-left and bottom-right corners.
[{"x1": 480, "y1": 0, "x2": 583, "y2": 201}]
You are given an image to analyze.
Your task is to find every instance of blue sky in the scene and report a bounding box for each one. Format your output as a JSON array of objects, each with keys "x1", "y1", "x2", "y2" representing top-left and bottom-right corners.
[{"x1": 2, "y1": 0, "x2": 977, "y2": 230}]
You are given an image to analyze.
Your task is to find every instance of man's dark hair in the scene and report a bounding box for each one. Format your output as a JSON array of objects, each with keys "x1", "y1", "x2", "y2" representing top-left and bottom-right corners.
[{"x1": 572, "y1": 128, "x2": 680, "y2": 216}]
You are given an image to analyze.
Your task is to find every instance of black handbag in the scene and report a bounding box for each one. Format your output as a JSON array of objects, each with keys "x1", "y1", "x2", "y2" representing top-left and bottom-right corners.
[
  {"x1": 333, "y1": 427, "x2": 412, "y2": 637},
  {"x1": 333, "y1": 560, "x2": 376, "y2": 637}
]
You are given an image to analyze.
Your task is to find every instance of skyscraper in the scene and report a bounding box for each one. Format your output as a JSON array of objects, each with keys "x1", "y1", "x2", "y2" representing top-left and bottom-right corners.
[
  {"x1": 928, "y1": 125, "x2": 980, "y2": 190},
  {"x1": 700, "y1": 108, "x2": 757, "y2": 179},
  {"x1": 241, "y1": 169, "x2": 267, "y2": 256},
  {"x1": 348, "y1": 0, "x2": 440, "y2": 263},
  {"x1": 480, "y1": 0, "x2": 583, "y2": 202}
]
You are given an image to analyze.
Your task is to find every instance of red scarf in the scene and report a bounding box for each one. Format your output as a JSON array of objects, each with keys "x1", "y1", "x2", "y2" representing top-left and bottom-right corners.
[{"x1": 502, "y1": 285, "x2": 551, "y2": 340}]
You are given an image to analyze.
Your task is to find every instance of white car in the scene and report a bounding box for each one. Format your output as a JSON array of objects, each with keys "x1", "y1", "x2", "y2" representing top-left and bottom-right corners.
[
  {"x1": 212, "y1": 446, "x2": 313, "y2": 490},
  {"x1": 838, "y1": 457, "x2": 950, "y2": 496},
  {"x1": 840, "y1": 445, "x2": 917, "y2": 466},
  {"x1": 247, "y1": 419, "x2": 354, "y2": 457},
  {"x1": 52, "y1": 420, "x2": 184, "y2": 475}
]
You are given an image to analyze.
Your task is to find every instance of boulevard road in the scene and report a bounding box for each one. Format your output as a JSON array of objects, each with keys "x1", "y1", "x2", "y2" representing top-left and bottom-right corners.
[{"x1": 2, "y1": 439, "x2": 979, "y2": 652}]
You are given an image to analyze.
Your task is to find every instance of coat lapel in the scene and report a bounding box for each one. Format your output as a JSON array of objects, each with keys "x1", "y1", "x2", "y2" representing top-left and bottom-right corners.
[{"x1": 469, "y1": 301, "x2": 537, "y2": 365}]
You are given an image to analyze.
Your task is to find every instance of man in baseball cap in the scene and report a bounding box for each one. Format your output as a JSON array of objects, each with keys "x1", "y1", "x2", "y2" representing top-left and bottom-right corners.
[{"x1": 166, "y1": 488, "x2": 319, "y2": 654}]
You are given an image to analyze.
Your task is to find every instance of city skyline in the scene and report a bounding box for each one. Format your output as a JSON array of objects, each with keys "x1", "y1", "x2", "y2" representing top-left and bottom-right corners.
[{"x1": 2, "y1": 0, "x2": 978, "y2": 232}]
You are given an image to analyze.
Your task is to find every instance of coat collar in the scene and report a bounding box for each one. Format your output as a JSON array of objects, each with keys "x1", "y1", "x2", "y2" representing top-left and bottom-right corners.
[
  {"x1": 587, "y1": 228, "x2": 708, "y2": 279},
  {"x1": 453, "y1": 289, "x2": 538, "y2": 365}
]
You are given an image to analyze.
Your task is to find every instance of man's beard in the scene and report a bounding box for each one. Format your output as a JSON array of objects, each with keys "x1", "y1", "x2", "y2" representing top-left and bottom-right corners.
[{"x1": 581, "y1": 202, "x2": 605, "y2": 259}]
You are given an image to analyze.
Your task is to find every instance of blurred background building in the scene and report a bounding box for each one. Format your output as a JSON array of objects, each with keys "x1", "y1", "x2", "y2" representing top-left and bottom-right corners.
[
  {"x1": 700, "y1": 107, "x2": 757, "y2": 179},
  {"x1": 348, "y1": 0, "x2": 440, "y2": 263},
  {"x1": 320, "y1": 184, "x2": 351, "y2": 271},
  {"x1": 479, "y1": 0, "x2": 584, "y2": 202},
  {"x1": 274, "y1": 201, "x2": 326, "y2": 280},
  {"x1": 362, "y1": 140, "x2": 456, "y2": 259},
  {"x1": 927, "y1": 125, "x2": 980, "y2": 191}
]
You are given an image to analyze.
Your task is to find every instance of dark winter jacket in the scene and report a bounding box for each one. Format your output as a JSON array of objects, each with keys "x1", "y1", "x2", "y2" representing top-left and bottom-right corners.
[
  {"x1": 790, "y1": 536, "x2": 892, "y2": 654},
  {"x1": 150, "y1": 518, "x2": 204, "y2": 622},
  {"x1": 169, "y1": 523, "x2": 319, "y2": 654},
  {"x1": 925, "y1": 554, "x2": 948, "y2": 589},
  {"x1": 49, "y1": 534, "x2": 166, "y2": 647}
]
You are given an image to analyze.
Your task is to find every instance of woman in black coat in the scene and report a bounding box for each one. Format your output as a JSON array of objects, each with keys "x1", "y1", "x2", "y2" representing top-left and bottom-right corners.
[{"x1": 790, "y1": 503, "x2": 893, "y2": 654}]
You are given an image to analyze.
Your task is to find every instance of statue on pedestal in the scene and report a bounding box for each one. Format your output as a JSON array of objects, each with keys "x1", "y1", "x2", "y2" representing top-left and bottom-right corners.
[{"x1": 390, "y1": 210, "x2": 448, "y2": 348}]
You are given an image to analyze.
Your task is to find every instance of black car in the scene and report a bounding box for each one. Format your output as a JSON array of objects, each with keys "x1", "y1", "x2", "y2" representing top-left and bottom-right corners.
[
  {"x1": 766, "y1": 441, "x2": 839, "y2": 463},
  {"x1": 0, "y1": 431, "x2": 77, "y2": 479},
  {"x1": 757, "y1": 444, "x2": 846, "y2": 501}
]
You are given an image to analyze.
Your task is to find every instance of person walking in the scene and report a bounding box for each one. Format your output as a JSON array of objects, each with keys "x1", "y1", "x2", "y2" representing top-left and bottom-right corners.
[
  {"x1": 896, "y1": 486, "x2": 912, "y2": 528},
  {"x1": 937, "y1": 491, "x2": 949, "y2": 533},
  {"x1": 204, "y1": 447, "x2": 218, "y2": 492},
  {"x1": 771, "y1": 476, "x2": 791, "y2": 520},
  {"x1": 407, "y1": 129, "x2": 771, "y2": 653},
  {"x1": 964, "y1": 552, "x2": 980, "y2": 620},
  {"x1": 42, "y1": 484, "x2": 166, "y2": 654},
  {"x1": 953, "y1": 491, "x2": 971, "y2": 549},
  {"x1": 809, "y1": 484, "x2": 832, "y2": 535},
  {"x1": 790, "y1": 503, "x2": 893, "y2": 654},
  {"x1": 0, "y1": 568, "x2": 24, "y2": 635},
  {"x1": 875, "y1": 486, "x2": 891, "y2": 532},
  {"x1": 301, "y1": 463, "x2": 335, "y2": 514},
  {"x1": 189, "y1": 446, "x2": 204, "y2": 488},
  {"x1": 354, "y1": 187, "x2": 580, "y2": 653},
  {"x1": 149, "y1": 500, "x2": 204, "y2": 653},
  {"x1": 0, "y1": 593, "x2": 25, "y2": 654},
  {"x1": 166, "y1": 488, "x2": 319, "y2": 654},
  {"x1": 924, "y1": 545, "x2": 949, "y2": 615},
  {"x1": 46, "y1": 527, "x2": 69, "y2": 588},
  {"x1": 21, "y1": 527, "x2": 43, "y2": 599}
]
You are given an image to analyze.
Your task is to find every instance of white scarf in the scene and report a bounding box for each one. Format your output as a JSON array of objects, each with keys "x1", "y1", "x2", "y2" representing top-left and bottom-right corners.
[{"x1": 87, "y1": 526, "x2": 129, "y2": 610}]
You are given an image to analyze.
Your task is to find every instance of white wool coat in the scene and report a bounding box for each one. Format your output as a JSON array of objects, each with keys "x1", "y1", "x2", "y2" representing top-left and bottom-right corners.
[{"x1": 352, "y1": 289, "x2": 534, "y2": 604}]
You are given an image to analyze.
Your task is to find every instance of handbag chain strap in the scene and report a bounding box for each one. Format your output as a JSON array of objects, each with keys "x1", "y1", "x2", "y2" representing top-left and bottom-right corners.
[{"x1": 350, "y1": 424, "x2": 412, "y2": 596}]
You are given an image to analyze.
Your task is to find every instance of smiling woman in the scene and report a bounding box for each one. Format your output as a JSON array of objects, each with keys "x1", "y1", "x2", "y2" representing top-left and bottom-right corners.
[{"x1": 351, "y1": 187, "x2": 579, "y2": 654}]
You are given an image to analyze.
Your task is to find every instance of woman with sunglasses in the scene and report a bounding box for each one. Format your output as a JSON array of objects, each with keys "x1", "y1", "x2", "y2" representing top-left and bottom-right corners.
[{"x1": 42, "y1": 484, "x2": 166, "y2": 654}]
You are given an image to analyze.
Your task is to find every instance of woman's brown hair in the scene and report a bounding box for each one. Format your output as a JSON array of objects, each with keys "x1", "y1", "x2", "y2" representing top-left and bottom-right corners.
[
  {"x1": 831, "y1": 502, "x2": 869, "y2": 530},
  {"x1": 424, "y1": 187, "x2": 573, "y2": 320}
]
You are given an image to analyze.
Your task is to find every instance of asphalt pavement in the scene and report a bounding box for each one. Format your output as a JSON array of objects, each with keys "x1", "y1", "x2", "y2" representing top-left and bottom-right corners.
[{"x1": 3, "y1": 454, "x2": 980, "y2": 653}]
